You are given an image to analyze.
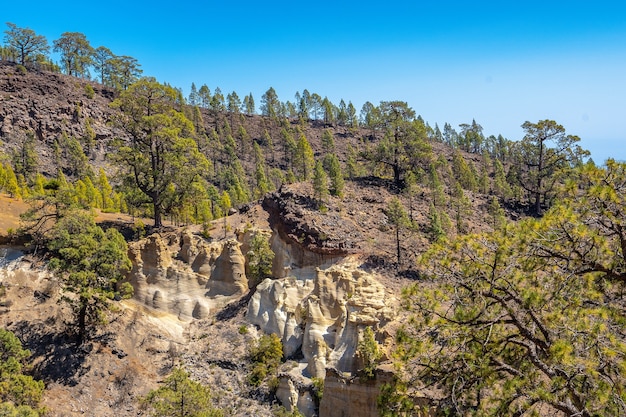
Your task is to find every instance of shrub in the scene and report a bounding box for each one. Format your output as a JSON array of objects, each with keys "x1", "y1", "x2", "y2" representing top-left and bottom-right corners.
[
  {"x1": 248, "y1": 333, "x2": 283, "y2": 386},
  {"x1": 84, "y1": 84, "x2": 95, "y2": 99}
]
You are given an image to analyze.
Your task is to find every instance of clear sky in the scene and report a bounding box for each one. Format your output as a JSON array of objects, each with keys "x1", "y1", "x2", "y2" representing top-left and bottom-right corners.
[{"x1": 4, "y1": 1, "x2": 626, "y2": 162}]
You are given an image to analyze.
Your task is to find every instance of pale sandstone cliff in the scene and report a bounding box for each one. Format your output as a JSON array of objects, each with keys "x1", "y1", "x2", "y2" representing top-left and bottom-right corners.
[
  {"x1": 125, "y1": 225, "x2": 397, "y2": 417},
  {"x1": 127, "y1": 230, "x2": 248, "y2": 321}
]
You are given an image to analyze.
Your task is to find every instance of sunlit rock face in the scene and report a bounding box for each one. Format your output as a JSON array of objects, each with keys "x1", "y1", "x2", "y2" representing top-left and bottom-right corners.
[
  {"x1": 247, "y1": 255, "x2": 395, "y2": 379},
  {"x1": 127, "y1": 230, "x2": 248, "y2": 320}
]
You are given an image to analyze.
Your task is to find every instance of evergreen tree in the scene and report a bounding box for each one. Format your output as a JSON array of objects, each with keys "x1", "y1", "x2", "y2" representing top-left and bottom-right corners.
[
  {"x1": 11, "y1": 132, "x2": 38, "y2": 182},
  {"x1": 0, "y1": 329, "x2": 45, "y2": 414},
  {"x1": 362, "y1": 101, "x2": 432, "y2": 189},
  {"x1": 516, "y1": 119, "x2": 589, "y2": 215},
  {"x1": 243, "y1": 93, "x2": 255, "y2": 115},
  {"x1": 142, "y1": 367, "x2": 222, "y2": 417},
  {"x1": 53, "y1": 32, "x2": 94, "y2": 77},
  {"x1": 48, "y1": 210, "x2": 132, "y2": 344},
  {"x1": 260, "y1": 87, "x2": 279, "y2": 118},
  {"x1": 93, "y1": 46, "x2": 113, "y2": 85},
  {"x1": 312, "y1": 160, "x2": 329, "y2": 207},
  {"x1": 198, "y1": 84, "x2": 211, "y2": 108},
  {"x1": 323, "y1": 153, "x2": 344, "y2": 197},
  {"x1": 397, "y1": 161, "x2": 626, "y2": 416},
  {"x1": 110, "y1": 78, "x2": 209, "y2": 227},
  {"x1": 4, "y1": 164, "x2": 20, "y2": 198},
  {"x1": 188, "y1": 82, "x2": 199, "y2": 106},
  {"x1": 253, "y1": 143, "x2": 271, "y2": 197},
  {"x1": 386, "y1": 197, "x2": 409, "y2": 266},
  {"x1": 345, "y1": 144, "x2": 361, "y2": 179},
  {"x1": 295, "y1": 129, "x2": 315, "y2": 180},
  {"x1": 3, "y1": 23, "x2": 49, "y2": 66},
  {"x1": 321, "y1": 129, "x2": 335, "y2": 155},
  {"x1": 246, "y1": 231, "x2": 275, "y2": 285}
]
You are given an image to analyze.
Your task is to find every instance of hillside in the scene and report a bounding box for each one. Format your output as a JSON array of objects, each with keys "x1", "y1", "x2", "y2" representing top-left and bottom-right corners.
[{"x1": 1, "y1": 61, "x2": 612, "y2": 417}]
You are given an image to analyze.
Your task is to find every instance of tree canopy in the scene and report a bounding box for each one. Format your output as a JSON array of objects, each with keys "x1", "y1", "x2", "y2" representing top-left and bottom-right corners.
[
  {"x1": 142, "y1": 367, "x2": 223, "y2": 417},
  {"x1": 513, "y1": 119, "x2": 588, "y2": 215},
  {"x1": 392, "y1": 160, "x2": 626, "y2": 416},
  {"x1": 110, "y1": 78, "x2": 209, "y2": 227},
  {"x1": 48, "y1": 210, "x2": 132, "y2": 344},
  {"x1": 362, "y1": 101, "x2": 432, "y2": 189},
  {"x1": 3, "y1": 23, "x2": 49, "y2": 66}
]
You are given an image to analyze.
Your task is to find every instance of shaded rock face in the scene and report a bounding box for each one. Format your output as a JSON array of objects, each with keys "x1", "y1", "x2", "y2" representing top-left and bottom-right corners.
[
  {"x1": 276, "y1": 376, "x2": 317, "y2": 417},
  {"x1": 263, "y1": 189, "x2": 360, "y2": 257},
  {"x1": 247, "y1": 261, "x2": 395, "y2": 379},
  {"x1": 127, "y1": 230, "x2": 248, "y2": 320},
  {"x1": 318, "y1": 369, "x2": 391, "y2": 417}
]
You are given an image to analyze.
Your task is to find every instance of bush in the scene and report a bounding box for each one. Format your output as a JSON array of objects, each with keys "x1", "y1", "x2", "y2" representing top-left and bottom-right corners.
[
  {"x1": 84, "y1": 84, "x2": 95, "y2": 99},
  {"x1": 248, "y1": 333, "x2": 283, "y2": 386},
  {"x1": 357, "y1": 326, "x2": 381, "y2": 380},
  {"x1": 246, "y1": 232, "x2": 274, "y2": 285}
]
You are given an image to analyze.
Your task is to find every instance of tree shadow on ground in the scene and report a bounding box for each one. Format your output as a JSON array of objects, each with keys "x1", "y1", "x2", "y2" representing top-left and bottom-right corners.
[{"x1": 11, "y1": 320, "x2": 91, "y2": 386}]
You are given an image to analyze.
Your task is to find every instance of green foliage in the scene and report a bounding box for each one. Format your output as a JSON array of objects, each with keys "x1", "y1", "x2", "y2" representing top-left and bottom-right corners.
[
  {"x1": 311, "y1": 377, "x2": 324, "y2": 402},
  {"x1": 394, "y1": 160, "x2": 626, "y2": 416},
  {"x1": 312, "y1": 160, "x2": 329, "y2": 207},
  {"x1": 53, "y1": 32, "x2": 93, "y2": 77},
  {"x1": 272, "y1": 406, "x2": 304, "y2": 417},
  {"x1": 84, "y1": 84, "x2": 95, "y2": 99},
  {"x1": 362, "y1": 101, "x2": 432, "y2": 189},
  {"x1": 428, "y1": 202, "x2": 449, "y2": 241},
  {"x1": 56, "y1": 133, "x2": 92, "y2": 179},
  {"x1": 321, "y1": 129, "x2": 335, "y2": 154},
  {"x1": 0, "y1": 329, "x2": 45, "y2": 414},
  {"x1": 248, "y1": 334, "x2": 283, "y2": 387},
  {"x1": 294, "y1": 129, "x2": 315, "y2": 181},
  {"x1": 513, "y1": 119, "x2": 589, "y2": 215},
  {"x1": 323, "y1": 153, "x2": 344, "y2": 197},
  {"x1": 246, "y1": 231, "x2": 275, "y2": 285},
  {"x1": 3, "y1": 164, "x2": 21, "y2": 199},
  {"x1": 487, "y1": 196, "x2": 506, "y2": 230},
  {"x1": 48, "y1": 210, "x2": 132, "y2": 344},
  {"x1": 142, "y1": 367, "x2": 223, "y2": 417},
  {"x1": 4, "y1": 23, "x2": 49, "y2": 67},
  {"x1": 110, "y1": 78, "x2": 210, "y2": 227},
  {"x1": 357, "y1": 326, "x2": 381, "y2": 380},
  {"x1": 451, "y1": 149, "x2": 478, "y2": 191}
]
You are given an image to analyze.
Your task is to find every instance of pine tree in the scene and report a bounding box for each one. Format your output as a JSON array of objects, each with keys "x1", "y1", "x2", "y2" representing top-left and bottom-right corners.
[
  {"x1": 295, "y1": 129, "x2": 315, "y2": 180},
  {"x1": 253, "y1": 143, "x2": 271, "y2": 197},
  {"x1": 321, "y1": 129, "x2": 335, "y2": 155},
  {"x1": 48, "y1": 210, "x2": 132, "y2": 344},
  {"x1": 142, "y1": 367, "x2": 222, "y2": 417},
  {"x1": 4, "y1": 164, "x2": 21, "y2": 198},
  {"x1": 312, "y1": 160, "x2": 329, "y2": 207},
  {"x1": 386, "y1": 197, "x2": 409, "y2": 266},
  {"x1": 323, "y1": 153, "x2": 344, "y2": 197}
]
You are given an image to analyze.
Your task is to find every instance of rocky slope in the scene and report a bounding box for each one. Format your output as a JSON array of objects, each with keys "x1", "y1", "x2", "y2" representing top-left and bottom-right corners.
[{"x1": 0, "y1": 62, "x2": 118, "y2": 173}]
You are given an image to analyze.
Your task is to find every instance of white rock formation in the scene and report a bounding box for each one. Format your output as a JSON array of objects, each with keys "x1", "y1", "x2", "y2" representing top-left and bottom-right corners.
[
  {"x1": 247, "y1": 261, "x2": 395, "y2": 379},
  {"x1": 127, "y1": 230, "x2": 249, "y2": 321}
]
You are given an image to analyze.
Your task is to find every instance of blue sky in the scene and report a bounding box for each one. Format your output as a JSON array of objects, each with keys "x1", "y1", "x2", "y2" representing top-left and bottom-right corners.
[{"x1": 4, "y1": 1, "x2": 626, "y2": 162}]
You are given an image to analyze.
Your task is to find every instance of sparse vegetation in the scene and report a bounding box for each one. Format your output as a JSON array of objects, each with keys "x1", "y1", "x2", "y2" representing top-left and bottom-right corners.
[
  {"x1": 142, "y1": 367, "x2": 223, "y2": 417},
  {"x1": 0, "y1": 19, "x2": 618, "y2": 417},
  {"x1": 247, "y1": 333, "x2": 283, "y2": 387}
]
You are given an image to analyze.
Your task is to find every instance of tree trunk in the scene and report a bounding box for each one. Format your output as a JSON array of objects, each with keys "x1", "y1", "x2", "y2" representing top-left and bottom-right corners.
[
  {"x1": 535, "y1": 138, "x2": 544, "y2": 215},
  {"x1": 77, "y1": 302, "x2": 87, "y2": 345},
  {"x1": 154, "y1": 201, "x2": 162, "y2": 228},
  {"x1": 396, "y1": 225, "x2": 401, "y2": 268}
]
